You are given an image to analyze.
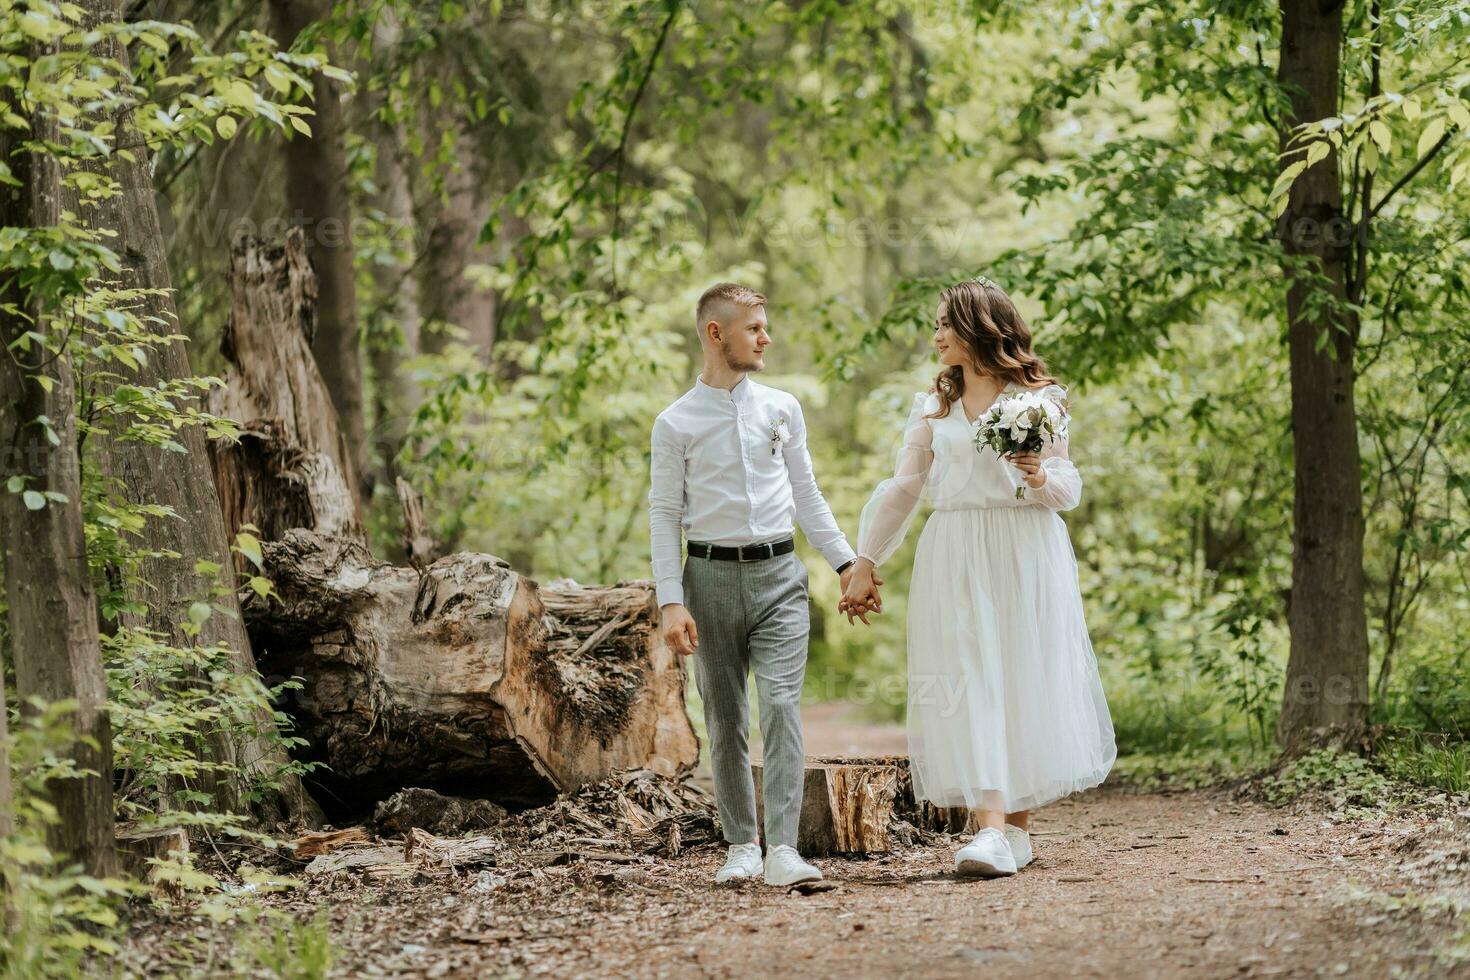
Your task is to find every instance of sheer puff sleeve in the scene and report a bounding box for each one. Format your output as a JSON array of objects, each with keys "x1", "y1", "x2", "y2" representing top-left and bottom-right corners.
[
  {"x1": 1026, "y1": 383, "x2": 1082, "y2": 512},
  {"x1": 856, "y1": 392, "x2": 936, "y2": 568}
]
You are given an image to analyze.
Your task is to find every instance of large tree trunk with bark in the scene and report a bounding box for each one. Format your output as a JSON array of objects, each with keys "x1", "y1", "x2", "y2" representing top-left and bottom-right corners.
[
  {"x1": 269, "y1": 0, "x2": 370, "y2": 506},
  {"x1": 67, "y1": 0, "x2": 317, "y2": 827},
  {"x1": 242, "y1": 529, "x2": 699, "y2": 818},
  {"x1": 0, "y1": 105, "x2": 117, "y2": 877},
  {"x1": 1274, "y1": 0, "x2": 1371, "y2": 749}
]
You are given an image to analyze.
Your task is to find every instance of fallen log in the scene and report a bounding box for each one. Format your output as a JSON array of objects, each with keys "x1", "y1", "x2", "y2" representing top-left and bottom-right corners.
[
  {"x1": 245, "y1": 531, "x2": 699, "y2": 818},
  {"x1": 212, "y1": 232, "x2": 698, "y2": 819}
]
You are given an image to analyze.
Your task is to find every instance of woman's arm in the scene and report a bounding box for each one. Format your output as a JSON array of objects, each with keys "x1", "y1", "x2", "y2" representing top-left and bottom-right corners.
[
  {"x1": 855, "y1": 392, "x2": 936, "y2": 567},
  {"x1": 1022, "y1": 386, "x2": 1081, "y2": 512}
]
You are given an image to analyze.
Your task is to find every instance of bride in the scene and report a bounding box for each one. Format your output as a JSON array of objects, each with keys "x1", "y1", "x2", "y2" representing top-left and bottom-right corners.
[{"x1": 840, "y1": 277, "x2": 1116, "y2": 878}]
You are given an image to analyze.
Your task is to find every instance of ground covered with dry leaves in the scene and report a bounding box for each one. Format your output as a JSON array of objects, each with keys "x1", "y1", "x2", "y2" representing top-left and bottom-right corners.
[{"x1": 115, "y1": 773, "x2": 1470, "y2": 979}]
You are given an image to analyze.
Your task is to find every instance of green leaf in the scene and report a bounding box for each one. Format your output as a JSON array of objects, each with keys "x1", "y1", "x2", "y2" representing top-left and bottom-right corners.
[
  {"x1": 1417, "y1": 117, "x2": 1445, "y2": 158},
  {"x1": 187, "y1": 601, "x2": 213, "y2": 626},
  {"x1": 1402, "y1": 97, "x2": 1422, "y2": 121},
  {"x1": 235, "y1": 531, "x2": 263, "y2": 570},
  {"x1": 1305, "y1": 141, "x2": 1329, "y2": 167},
  {"x1": 1271, "y1": 160, "x2": 1307, "y2": 199},
  {"x1": 216, "y1": 114, "x2": 237, "y2": 139},
  {"x1": 22, "y1": 490, "x2": 45, "y2": 510},
  {"x1": 1368, "y1": 120, "x2": 1390, "y2": 153}
]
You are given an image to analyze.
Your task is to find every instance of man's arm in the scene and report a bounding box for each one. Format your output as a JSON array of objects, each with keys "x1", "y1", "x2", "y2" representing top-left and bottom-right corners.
[
  {"x1": 647, "y1": 414, "x2": 687, "y2": 607},
  {"x1": 782, "y1": 397, "x2": 858, "y2": 571}
]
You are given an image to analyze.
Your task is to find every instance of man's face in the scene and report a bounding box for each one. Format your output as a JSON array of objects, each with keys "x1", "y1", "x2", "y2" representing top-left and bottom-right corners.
[{"x1": 715, "y1": 304, "x2": 770, "y2": 372}]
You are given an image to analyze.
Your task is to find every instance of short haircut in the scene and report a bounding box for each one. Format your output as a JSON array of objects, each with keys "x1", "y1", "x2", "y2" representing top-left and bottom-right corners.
[{"x1": 696, "y1": 282, "x2": 766, "y2": 334}]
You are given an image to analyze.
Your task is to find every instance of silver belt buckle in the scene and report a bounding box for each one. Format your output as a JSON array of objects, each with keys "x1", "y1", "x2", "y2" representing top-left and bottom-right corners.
[{"x1": 739, "y1": 543, "x2": 769, "y2": 562}]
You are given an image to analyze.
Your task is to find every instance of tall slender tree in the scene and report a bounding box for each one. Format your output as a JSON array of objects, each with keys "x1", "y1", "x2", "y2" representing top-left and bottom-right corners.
[
  {"x1": 269, "y1": 0, "x2": 368, "y2": 505},
  {"x1": 0, "y1": 80, "x2": 117, "y2": 876},
  {"x1": 1273, "y1": 0, "x2": 1371, "y2": 746}
]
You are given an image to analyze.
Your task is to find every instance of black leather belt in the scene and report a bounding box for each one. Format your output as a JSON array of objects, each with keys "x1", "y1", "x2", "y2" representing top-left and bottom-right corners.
[{"x1": 687, "y1": 537, "x2": 795, "y2": 562}]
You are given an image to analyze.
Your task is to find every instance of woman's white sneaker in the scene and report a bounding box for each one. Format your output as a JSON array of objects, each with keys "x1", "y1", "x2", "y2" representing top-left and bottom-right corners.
[
  {"x1": 763, "y1": 844, "x2": 822, "y2": 886},
  {"x1": 955, "y1": 827, "x2": 1018, "y2": 878},
  {"x1": 1004, "y1": 824, "x2": 1033, "y2": 869},
  {"x1": 714, "y1": 842, "x2": 764, "y2": 883}
]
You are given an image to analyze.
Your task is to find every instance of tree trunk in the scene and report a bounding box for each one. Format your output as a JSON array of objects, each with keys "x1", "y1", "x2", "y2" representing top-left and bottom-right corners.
[
  {"x1": 68, "y1": 0, "x2": 317, "y2": 827},
  {"x1": 243, "y1": 529, "x2": 699, "y2": 819},
  {"x1": 362, "y1": 10, "x2": 422, "y2": 519},
  {"x1": 0, "y1": 106, "x2": 118, "y2": 877},
  {"x1": 416, "y1": 132, "x2": 500, "y2": 357},
  {"x1": 1274, "y1": 0, "x2": 1371, "y2": 749},
  {"x1": 269, "y1": 0, "x2": 370, "y2": 506}
]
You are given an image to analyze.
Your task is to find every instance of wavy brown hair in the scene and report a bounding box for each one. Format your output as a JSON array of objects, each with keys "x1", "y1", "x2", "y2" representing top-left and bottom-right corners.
[{"x1": 925, "y1": 278, "x2": 1061, "y2": 421}]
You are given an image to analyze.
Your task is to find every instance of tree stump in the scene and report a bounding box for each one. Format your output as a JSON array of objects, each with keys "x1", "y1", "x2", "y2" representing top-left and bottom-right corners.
[
  {"x1": 207, "y1": 230, "x2": 364, "y2": 555},
  {"x1": 753, "y1": 755, "x2": 978, "y2": 854},
  {"x1": 245, "y1": 529, "x2": 699, "y2": 818},
  {"x1": 116, "y1": 827, "x2": 189, "y2": 899}
]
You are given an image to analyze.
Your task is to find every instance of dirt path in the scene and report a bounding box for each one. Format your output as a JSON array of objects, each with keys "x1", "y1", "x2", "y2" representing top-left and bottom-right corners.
[
  {"x1": 116, "y1": 705, "x2": 1470, "y2": 978},
  {"x1": 289, "y1": 784, "x2": 1462, "y2": 979}
]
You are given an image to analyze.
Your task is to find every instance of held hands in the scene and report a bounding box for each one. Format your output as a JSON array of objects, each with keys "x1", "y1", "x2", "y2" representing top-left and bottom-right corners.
[
  {"x1": 1005, "y1": 451, "x2": 1049, "y2": 491},
  {"x1": 660, "y1": 603, "x2": 699, "y2": 657},
  {"x1": 838, "y1": 558, "x2": 884, "y2": 626}
]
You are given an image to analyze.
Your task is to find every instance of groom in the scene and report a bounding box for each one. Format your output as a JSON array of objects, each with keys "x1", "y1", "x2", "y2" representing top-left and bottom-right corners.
[{"x1": 648, "y1": 282, "x2": 874, "y2": 886}]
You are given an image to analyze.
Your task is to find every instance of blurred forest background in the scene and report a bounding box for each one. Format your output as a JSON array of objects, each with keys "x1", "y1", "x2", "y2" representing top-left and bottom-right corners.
[{"x1": 2, "y1": 0, "x2": 1470, "y2": 970}]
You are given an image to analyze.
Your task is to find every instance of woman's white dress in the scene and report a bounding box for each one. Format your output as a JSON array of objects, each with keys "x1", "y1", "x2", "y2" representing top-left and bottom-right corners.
[{"x1": 857, "y1": 382, "x2": 1115, "y2": 812}]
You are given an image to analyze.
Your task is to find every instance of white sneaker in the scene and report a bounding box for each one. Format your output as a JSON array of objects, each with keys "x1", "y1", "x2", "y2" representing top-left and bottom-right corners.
[
  {"x1": 1004, "y1": 824, "x2": 1033, "y2": 869},
  {"x1": 714, "y1": 842, "x2": 763, "y2": 884},
  {"x1": 955, "y1": 827, "x2": 1018, "y2": 878},
  {"x1": 763, "y1": 844, "x2": 822, "y2": 886}
]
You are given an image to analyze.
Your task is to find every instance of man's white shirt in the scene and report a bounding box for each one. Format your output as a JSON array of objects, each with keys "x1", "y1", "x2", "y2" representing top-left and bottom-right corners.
[{"x1": 648, "y1": 374, "x2": 856, "y2": 607}]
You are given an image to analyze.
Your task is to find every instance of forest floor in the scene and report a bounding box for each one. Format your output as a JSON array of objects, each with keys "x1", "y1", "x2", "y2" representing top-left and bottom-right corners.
[{"x1": 116, "y1": 704, "x2": 1470, "y2": 979}]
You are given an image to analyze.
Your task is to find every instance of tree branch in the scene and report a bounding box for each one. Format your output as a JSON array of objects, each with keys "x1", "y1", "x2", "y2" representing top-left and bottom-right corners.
[
  {"x1": 1366, "y1": 130, "x2": 1453, "y2": 223},
  {"x1": 611, "y1": 0, "x2": 681, "y2": 296}
]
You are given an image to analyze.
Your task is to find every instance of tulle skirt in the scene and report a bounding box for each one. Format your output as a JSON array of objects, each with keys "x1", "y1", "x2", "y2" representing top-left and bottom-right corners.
[{"x1": 906, "y1": 505, "x2": 1116, "y2": 813}]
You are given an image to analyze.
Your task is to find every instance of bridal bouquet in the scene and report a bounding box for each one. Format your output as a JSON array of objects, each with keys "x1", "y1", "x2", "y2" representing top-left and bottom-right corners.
[{"x1": 972, "y1": 390, "x2": 1068, "y2": 498}]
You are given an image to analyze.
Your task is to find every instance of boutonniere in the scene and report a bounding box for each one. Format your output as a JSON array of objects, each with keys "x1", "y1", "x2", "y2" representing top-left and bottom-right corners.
[{"x1": 769, "y1": 415, "x2": 791, "y2": 456}]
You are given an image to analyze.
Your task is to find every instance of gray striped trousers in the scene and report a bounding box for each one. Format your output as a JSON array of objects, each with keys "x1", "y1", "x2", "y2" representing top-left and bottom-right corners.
[{"x1": 682, "y1": 546, "x2": 809, "y2": 849}]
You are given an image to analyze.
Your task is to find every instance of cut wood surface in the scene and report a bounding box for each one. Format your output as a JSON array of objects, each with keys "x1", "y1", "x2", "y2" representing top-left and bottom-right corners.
[
  {"x1": 244, "y1": 531, "x2": 699, "y2": 817},
  {"x1": 754, "y1": 755, "x2": 978, "y2": 854}
]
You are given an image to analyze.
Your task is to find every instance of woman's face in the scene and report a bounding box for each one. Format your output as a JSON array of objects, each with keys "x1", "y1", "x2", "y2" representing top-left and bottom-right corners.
[{"x1": 934, "y1": 299, "x2": 968, "y2": 368}]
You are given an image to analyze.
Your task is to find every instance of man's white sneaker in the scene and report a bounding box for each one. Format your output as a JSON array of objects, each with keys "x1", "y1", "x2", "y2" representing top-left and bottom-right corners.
[
  {"x1": 763, "y1": 844, "x2": 822, "y2": 886},
  {"x1": 1004, "y1": 824, "x2": 1033, "y2": 869},
  {"x1": 955, "y1": 827, "x2": 1018, "y2": 878},
  {"x1": 714, "y1": 842, "x2": 763, "y2": 884}
]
